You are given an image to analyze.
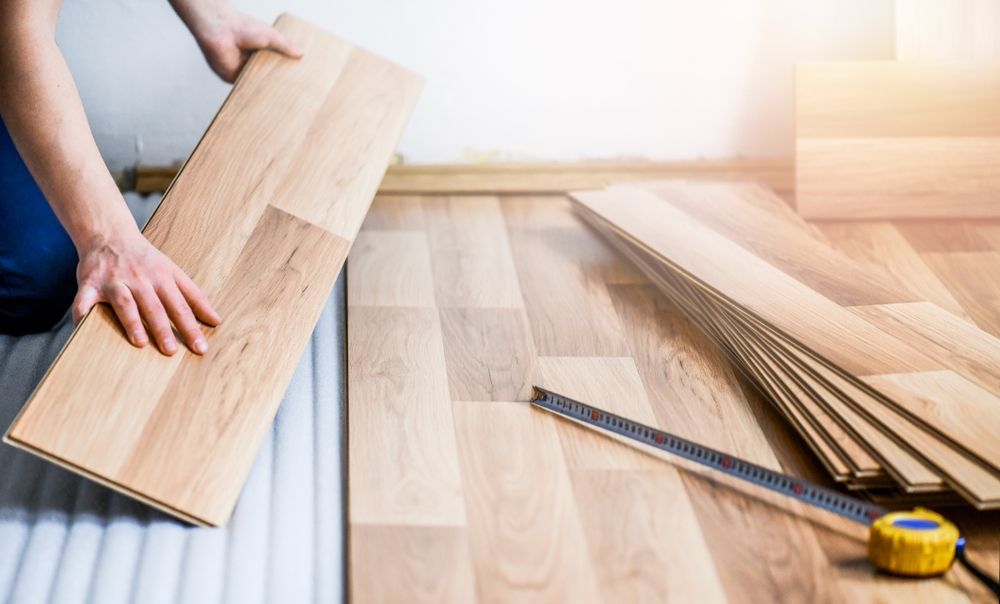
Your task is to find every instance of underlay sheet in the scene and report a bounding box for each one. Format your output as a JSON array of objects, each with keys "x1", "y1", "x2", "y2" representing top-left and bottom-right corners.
[{"x1": 0, "y1": 196, "x2": 346, "y2": 604}]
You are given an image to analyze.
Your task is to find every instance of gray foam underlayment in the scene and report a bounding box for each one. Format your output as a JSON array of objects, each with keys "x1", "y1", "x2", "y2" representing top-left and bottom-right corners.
[{"x1": 0, "y1": 194, "x2": 347, "y2": 604}]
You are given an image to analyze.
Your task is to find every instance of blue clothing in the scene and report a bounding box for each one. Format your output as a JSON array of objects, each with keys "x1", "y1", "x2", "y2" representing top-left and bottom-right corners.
[{"x1": 0, "y1": 116, "x2": 78, "y2": 334}]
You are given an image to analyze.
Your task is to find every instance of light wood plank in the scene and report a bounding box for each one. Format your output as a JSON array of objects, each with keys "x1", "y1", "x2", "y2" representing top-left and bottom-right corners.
[
  {"x1": 116, "y1": 206, "x2": 350, "y2": 524},
  {"x1": 438, "y1": 308, "x2": 538, "y2": 401},
  {"x1": 347, "y1": 231, "x2": 436, "y2": 307},
  {"x1": 570, "y1": 470, "x2": 728, "y2": 604},
  {"x1": 921, "y1": 252, "x2": 1000, "y2": 338},
  {"x1": 350, "y1": 526, "x2": 477, "y2": 603},
  {"x1": 451, "y1": 402, "x2": 601, "y2": 604},
  {"x1": 348, "y1": 306, "x2": 465, "y2": 526},
  {"x1": 795, "y1": 62, "x2": 1000, "y2": 138},
  {"x1": 795, "y1": 62, "x2": 1000, "y2": 219},
  {"x1": 796, "y1": 138, "x2": 1000, "y2": 219},
  {"x1": 4, "y1": 15, "x2": 422, "y2": 525},
  {"x1": 819, "y1": 222, "x2": 968, "y2": 318},
  {"x1": 423, "y1": 196, "x2": 524, "y2": 308},
  {"x1": 505, "y1": 208, "x2": 630, "y2": 357},
  {"x1": 539, "y1": 356, "x2": 664, "y2": 470}
]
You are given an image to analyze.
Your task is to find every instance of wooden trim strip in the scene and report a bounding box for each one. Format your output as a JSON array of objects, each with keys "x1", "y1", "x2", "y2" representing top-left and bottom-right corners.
[{"x1": 134, "y1": 159, "x2": 794, "y2": 195}]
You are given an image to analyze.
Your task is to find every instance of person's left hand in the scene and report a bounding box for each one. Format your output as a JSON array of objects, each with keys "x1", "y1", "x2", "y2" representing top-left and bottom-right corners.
[{"x1": 177, "y1": 1, "x2": 303, "y2": 83}]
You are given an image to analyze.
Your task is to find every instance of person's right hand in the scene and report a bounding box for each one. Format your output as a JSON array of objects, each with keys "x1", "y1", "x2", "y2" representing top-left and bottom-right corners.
[{"x1": 72, "y1": 227, "x2": 221, "y2": 355}]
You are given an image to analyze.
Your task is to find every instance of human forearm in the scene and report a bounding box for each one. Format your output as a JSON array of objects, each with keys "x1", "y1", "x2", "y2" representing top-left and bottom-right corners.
[
  {"x1": 0, "y1": 6, "x2": 138, "y2": 251},
  {"x1": 0, "y1": 0, "x2": 220, "y2": 354}
]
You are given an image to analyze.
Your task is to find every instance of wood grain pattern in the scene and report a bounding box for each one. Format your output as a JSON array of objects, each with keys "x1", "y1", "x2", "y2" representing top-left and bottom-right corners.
[
  {"x1": 818, "y1": 222, "x2": 968, "y2": 318},
  {"x1": 571, "y1": 182, "x2": 1000, "y2": 507},
  {"x1": 4, "y1": 15, "x2": 422, "y2": 525},
  {"x1": 348, "y1": 192, "x2": 995, "y2": 602},
  {"x1": 347, "y1": 306, "x2": 464, "y2": 526},
  {"x1": 795, "y1": 62, "x2": 1000, "y2": 219}
]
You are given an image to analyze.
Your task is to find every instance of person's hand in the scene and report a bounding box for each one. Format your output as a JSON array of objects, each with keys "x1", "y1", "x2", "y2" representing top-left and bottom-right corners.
[
  {"x1": 72, "y1": 227, "x2": 221, "y2": 355},
  {"x1": 176, "y1": 1, "x2": 303, "y2": 83}
]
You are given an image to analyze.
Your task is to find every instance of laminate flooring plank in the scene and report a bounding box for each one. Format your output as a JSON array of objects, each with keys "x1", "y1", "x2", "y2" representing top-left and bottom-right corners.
[
  {"x1": 896, "y1": 221, "x2": 995, "y2": 253},
  {"x1": 865, "y1": 372, "x2": 1000, "y2": 471},
  {"x1": 571, "y1": 188, "x2": 935, "y2": 377},
  {"x1": 5, "y1": 15, "x2": 422, "y2": 525},
  {"x1": 583, "y1": 213, "x2": 956, "y2": 493},
  {"x1": 116, "y1": 206, "x2": 350, "y2": 525},
  {"x1": 538, "y1": 356, "x2": 664, "y2": 470},
  {"x1": 350, "y1": 526, "x2": 477, "y2": 603},
  {"x1": 679, "y1": 470, "x2": 848, "y2": 604},
  {"x1": 663, "y1": 270, "x2": 885, "y2": 481},
  {"x1": 818, "y1": 222, "x2": 968, "y2": 318},
  {"x1": 347, "y1": 306, "x2": 465, "y2": 526},
  {"x1": 604, "y1": 238, "x2": 857, "y2": 480},
  {"x1": 623, "y1": 181, "x2": 917, "y2": 306},
  {"x1": 851, "y1": 303, "x2": 1000, "y2": 393},
  {"x1": 438, "y1": 308, "x2": 537, "y2": 402},
  {"x1": 347, "y1": 231, "x2": 436, "y2": 307},
  {"x1": 632, "y1": 183, "x2": 996, "y2": 397},
  {"x1": 606, "y1": 284, "x2": 781, "y2": 466},
  {"x1": 450, "y1": 402, "x2": 601, "y2": 604},
  {"x1": 423, "y1": 196, "x2": 524, "y2": 309},
  {"x1": 359, "y1": 195, "x2": 427, "y2": 231},
  {"x1": 572, "y1": 188, "x2": 1000, "y2": 502},
  {"x1": 269, "y1": 48, "x2": 423, "y2": 240},
  {"x1": 921, "y1": 252, "x2": 1000, "y2": 338},
  {"x1": 504, "y1": 206, "x2": 630, "y2": 357},
  {"x1": 569, "y1": 470, "x2": 728, "y2": 604}
]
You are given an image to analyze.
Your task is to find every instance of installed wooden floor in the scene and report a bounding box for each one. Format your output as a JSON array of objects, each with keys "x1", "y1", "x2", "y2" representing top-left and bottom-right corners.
[{"x1": 347, "y1": 193, "x2": 999, "y2": 603}]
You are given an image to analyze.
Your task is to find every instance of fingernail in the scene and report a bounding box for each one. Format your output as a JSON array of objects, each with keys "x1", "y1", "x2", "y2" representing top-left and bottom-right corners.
[
  {"x1": 133, "y1": 332, "x2": 147, "y2": 346},
  {"x1": 164, "y1": 338, "x2": 177, "y2": 354},
  {"x1": 194, "y1": 338, "x2": 207, "y2": 354}
]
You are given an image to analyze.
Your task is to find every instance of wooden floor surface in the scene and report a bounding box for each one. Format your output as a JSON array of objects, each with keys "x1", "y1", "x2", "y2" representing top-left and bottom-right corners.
[
  {"x1": 4, "y1": 15, "x2": 422, "y2": 526},
  {"x1": 346, "y1": 193, "x2": 998, "y2": 603}
]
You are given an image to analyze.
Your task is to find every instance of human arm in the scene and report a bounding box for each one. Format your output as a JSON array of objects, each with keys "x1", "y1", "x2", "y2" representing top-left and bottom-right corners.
[
  {"x1": 0, "y1": 0, "x2": 221, "y2": 355},
  {"x1": 168, "y1": 0, "x2": 302, "y2": 83}
]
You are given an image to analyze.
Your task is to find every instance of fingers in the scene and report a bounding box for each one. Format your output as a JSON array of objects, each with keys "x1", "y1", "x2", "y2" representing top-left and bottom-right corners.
[
  {"x1": 102, "y1": 281, "x2": 149, "y2": 348},
  {"x1": 156, "y1": 280, "x2": 208, "y2": 355},
  {"x1": 130, "y1": 281, "x2": 178, "y2": 355},
  {"x1": 264, "y1": 28, "x2": 303, "y2": 58},
  {"x1": 174, "y1": 268, "x2": 221, "y2": 326},
  {"x1": 71, "y1": 284, "x2": 100, "y2": 325}
]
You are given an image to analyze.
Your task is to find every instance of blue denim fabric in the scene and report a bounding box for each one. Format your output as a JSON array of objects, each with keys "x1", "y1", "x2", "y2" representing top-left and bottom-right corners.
[{"x1": 0, "y1": 116, "x2": 78, "y2": 334}]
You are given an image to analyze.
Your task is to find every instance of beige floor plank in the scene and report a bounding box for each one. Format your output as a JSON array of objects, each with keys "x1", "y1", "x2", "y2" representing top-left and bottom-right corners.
[
  {"x1": 438, "y1": 308, "x2": 538, "y2": 402},
  {"x1": 451, "y1": 402, "x2": 601, "y2": 604},
  {"x1": 922, "y1": 252, "x2": 1000, "y2": 339},
  {"x1": 348, "y1": 306, "x2": 465, "y2": 526},
  {"x1": 819, "y1": 222, "x2": 968, "y2": 318},
  {"x1": 350, "y1": 526, "x2": 477, "y2": 603},
  {"x1": 424, "y1": 196, "x2": 524, "y2": 309},
  {"x1": 347, "y1": 231, "x2": 436, "y2": 307},
  {"x1": 570, "y1": 470, "x2": 728, "y2": 604}
]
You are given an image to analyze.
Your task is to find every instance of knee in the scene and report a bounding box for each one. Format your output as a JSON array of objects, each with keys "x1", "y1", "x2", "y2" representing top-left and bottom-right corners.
[{"x1": 0, "y1": 247, "x2": 78, "y2": 334}]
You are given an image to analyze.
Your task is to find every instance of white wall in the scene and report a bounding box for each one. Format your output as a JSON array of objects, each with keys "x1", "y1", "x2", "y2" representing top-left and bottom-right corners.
[{"x1": 56, "y1": 0, "x2": 894, "y2": 169}]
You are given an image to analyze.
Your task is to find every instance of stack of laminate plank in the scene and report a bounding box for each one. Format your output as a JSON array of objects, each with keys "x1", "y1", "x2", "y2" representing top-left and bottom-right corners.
[{"x1": 569, "y1": 181, "x2": 1000, "y2": 509}]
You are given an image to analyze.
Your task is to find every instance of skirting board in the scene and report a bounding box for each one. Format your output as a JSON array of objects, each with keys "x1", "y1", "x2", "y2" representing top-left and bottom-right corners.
[
  {"x1": 132, "y1": 159, "x2": 794, "y2": 195},
  {"x1": 4, "y1": 14, "x2": 422, "y2": 526}
]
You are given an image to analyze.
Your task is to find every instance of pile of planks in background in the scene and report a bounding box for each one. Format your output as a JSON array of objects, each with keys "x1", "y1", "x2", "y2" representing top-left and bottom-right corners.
[{"x1": 571, "y1": 181, "x2": 1000, "y2": 510}]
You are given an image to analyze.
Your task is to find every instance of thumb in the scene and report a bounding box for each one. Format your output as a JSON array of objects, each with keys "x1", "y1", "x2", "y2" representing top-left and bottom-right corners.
[
  {"x1": 267, "y1": 28, "x2": 303, "y2": 58},
  {"x1": 72, "y1": 284, "x2": 100, "y2": 325}
]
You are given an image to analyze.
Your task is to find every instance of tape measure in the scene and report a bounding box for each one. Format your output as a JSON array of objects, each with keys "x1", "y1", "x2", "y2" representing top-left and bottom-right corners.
[{"x1": 530, "y1": 386, "x2": 998, "y2": 591}]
